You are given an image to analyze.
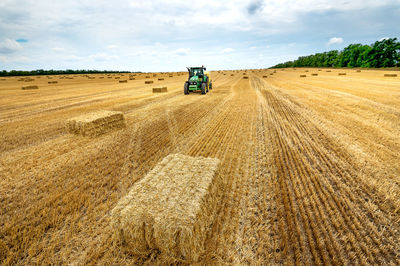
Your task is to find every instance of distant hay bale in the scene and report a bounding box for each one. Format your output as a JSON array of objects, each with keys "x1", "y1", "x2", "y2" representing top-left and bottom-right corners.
[
  {"x1": 129, "y1": 77, "x2": 135, "y2": 80},
  {"x1": 169, "y1": 75, "x2": 173, "y2": 77},
  {"x1": 115, "y1": 77, "x2": 120, "y2": 79},
  {"x1": 305, "y1": 70, "x2": 309, "y2": 72},
  {"x1": 48, "y1": 81, "x2": 58, "y2": 84},
  {"x1": 24, "y1": 78, "x2": 34, "y2": 82},
  {"x1": 152, "y1": 87, "x2": 168, "y2": 93},
  {"x1": 111, "y1": 154, "x2": 222, "y2": 263},
  {"x1": 263, "y1": 75, "x2": 268, "y2": 78},
  {"x1": 311, "y1": 73, "x2": 318, "y2": 76},
  {"x1": 326, "y1": 70, "x2": 331, "y2": 72},
  {"x1": 145, "y1": 80, "x2": 154, "y2": 84},
  {"x1": 99, "y1": 77, "x2": 104, "y2": 79},
  {"x1": 65, "y1": 110, "x2": 125, "y2": 137},
  {"x1": 21, "y1": 85, "x2": 39, "y2": 90},
  {"x1": 384, "y1": 74, "x2": 397, "y2": 77},
  {"x1": 119, "y1": 80, "x2": 128, "y2": 83},
  {"x1": 243, "y1": 76, "x2": 249, "y2": 79},
  {"x1": 338, "y1": 73, "x2": 346, "y2": 76},
  {"x1": 356, "y1": 70, "x2": 361, "y2": 72},
  {"x1": 146, "y1": 76, "x2": 150, "y2": 78},
  {"x1": 300, "y1": 75, "x2": 307, "y2": 77},
  {"x1": 158, "y1": 78, "x2": 164, "y2": 80},
  {"x1": 231, "y1": 74, "x2": 234, "y2": 76}
]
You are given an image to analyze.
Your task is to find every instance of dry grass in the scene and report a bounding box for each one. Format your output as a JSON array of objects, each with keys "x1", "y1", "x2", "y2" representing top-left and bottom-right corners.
[
  {"x1": 65, "y1": 110, "x2": 126, "y2": 137},
  {"x1": 1, "y1": 70, "x2": 400, "y2": 265},
  {"x1": 111, "y1": 154, "x2": 222, "y2": 263}
]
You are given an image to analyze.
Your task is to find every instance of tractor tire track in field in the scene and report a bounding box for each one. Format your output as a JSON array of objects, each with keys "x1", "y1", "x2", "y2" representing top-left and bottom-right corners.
[{"x1": 252, "y1": 75, "x2": 400, "y2": 264}]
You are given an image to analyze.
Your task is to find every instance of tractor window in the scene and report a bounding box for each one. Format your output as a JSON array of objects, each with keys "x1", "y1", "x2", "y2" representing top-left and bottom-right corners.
[{"x1": 189, "y1": 68, "x2": 204, "y2": 76}]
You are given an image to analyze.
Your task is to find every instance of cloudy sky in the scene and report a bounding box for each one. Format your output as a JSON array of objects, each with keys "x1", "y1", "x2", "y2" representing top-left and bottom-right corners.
[{"x1": 1, "y1": 0, "x2": 399, "y2": 72}]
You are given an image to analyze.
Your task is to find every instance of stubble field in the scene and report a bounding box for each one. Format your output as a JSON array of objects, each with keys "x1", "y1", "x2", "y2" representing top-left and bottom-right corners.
[{"x1": 1, "y1": 68, "x2": 399, "y2": 264}]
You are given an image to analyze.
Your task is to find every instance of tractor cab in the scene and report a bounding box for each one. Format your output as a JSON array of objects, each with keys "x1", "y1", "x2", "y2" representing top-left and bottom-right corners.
[
  {"x1": 184, "y1": 66, "x2": 212, "y2": 95},
  {"x1": 189, "y1": 67, "x2": 205, "y2": 78}
]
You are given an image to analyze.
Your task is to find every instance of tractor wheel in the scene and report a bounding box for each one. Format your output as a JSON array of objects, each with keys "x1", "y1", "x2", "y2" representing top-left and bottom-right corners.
[
  {"x1": 201, "y1": 83, "x2": 206, "y2": 95},
  {"x1": 184, "y1": 82, "x2": 189, "y2": 95}
]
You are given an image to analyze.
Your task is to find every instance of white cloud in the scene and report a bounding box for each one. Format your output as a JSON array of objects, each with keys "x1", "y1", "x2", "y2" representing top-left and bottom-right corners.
[
  {"x1": 379, "y1": 37, "x2": 389, "y2": 41},
  {"x1": 89, "y1": 53, "x2": 119, "y2": 61},
  {"x1": 250, "y1": 46, "x2": 257, "y2": 50},
  {"x1": 174, "y1": 48, "x2": 190, "y2": 56},
  {"x1": 0, "y1": 39, "x2": 23, "y2": 54},
  {"x1": 327, "y1": 37, "x2": 344, "y2": 45},
  {"x1": 222, "y1": 48, "x2": 234, "y2": 53},
  {"x1": 107, "y1": 44, "x2": 118, "y2": 49},
  {"x1": 52, "y1": 47, "x2": 65, "y2": 52}
]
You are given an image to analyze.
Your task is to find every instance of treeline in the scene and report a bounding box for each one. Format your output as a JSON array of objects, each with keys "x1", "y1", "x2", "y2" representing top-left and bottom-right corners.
[
  {"x1": 0, "y1": 69, "x2": 137, "y2": 77},
  {"x1": 272, "y1": 38, "x2": 400, "y2": 68}
]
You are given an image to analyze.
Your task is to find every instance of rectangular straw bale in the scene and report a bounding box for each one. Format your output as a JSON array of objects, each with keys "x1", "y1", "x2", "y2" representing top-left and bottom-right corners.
[
  {"x1": 326, "y1": 70, "x2": 331, "y2": 72},
  {"x1": 111, "y1": 154, "x2": 222, "y2": 263},
  {"x1": 384, "y1": 74, "x2": 397, "y2": 77},
  {"x1": 145, "y1": 80, "x2": 154, "y2": 84},
  {"x1": 338, "y1": 73, "x2": 346, "y2": 76},
  {"x1": 152, "y1": 87, "x2": 167, "y2": 93},
  {"x1": 158, "y1": 78, "x2": 164, "y2": 80},
  {"x1": 65, "y1": 110, "x2": 125, "y2": 137},
  {"x1": 311, "y1": 73, "x2": 318, "y2": 76},
  {"x1": 48, "y1": 81, "x2": 58, "y2": 84},
  {"x1": 129, "y1": 77, "x2": 135, "y2": 80},
  {"x1": 300, "y1": 74, "x2": 307, "y2": 77},
  {"x1": 119, "y1": 80, "x2": 128, "y2": 83},
  {"x1": 356, "y1": 70, "x2": 361, "y2": 72},
  {"x1": 24, "y1": 78, "x2": 34, "y2": 82},
  {"x1": 243, "y1": 76, "x2": 249, "y2": 79},
  {"x1": 22, "y1": 85, "x2": 39, "y2": 90},
  {"x1": 263, "y1": 75, "x2": 268, "y2": 78},
  {"x1": 115, "y1": 77, "x2": 120, "y2": 79}
]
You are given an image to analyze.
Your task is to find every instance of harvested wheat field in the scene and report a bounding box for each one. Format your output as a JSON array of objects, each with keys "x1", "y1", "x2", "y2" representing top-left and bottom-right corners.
[{"x1": 1, "y1": 68, "x2": 400, "y2": 265}]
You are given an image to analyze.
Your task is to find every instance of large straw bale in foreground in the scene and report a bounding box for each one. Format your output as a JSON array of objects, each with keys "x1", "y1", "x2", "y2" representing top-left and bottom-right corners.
[
  {"x1": 65, "y1": 110, "x2": 125, "y2": 137},
  {"x1": 111, "y1": 154, "x2": 222, "y2": 263}
]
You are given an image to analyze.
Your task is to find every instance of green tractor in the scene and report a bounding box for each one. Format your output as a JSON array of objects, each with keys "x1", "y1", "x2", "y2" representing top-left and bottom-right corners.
[{"x1": 184, "y1": 66, "x2": 212, "y2": 95}]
